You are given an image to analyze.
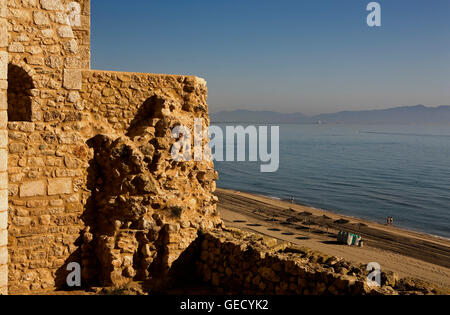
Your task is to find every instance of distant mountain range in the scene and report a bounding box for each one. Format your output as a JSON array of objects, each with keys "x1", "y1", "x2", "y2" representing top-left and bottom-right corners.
[{"x1": 210, "y1": 105, "x2": 450, "y2": 124}]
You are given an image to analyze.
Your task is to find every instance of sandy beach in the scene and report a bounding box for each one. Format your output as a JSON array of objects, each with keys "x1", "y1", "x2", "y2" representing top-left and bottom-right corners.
[{"x1": 216, "y1": 188, "x2": 450, "y2": 290}]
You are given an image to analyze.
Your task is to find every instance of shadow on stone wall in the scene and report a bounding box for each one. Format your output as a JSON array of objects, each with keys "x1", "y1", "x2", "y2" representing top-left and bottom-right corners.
[
  {"x1": 68, "y1": 95, "x2": 182, "y2": 290},
  {"x1": 53, "y1": 139, "x2": 102, "y2": 290},
  {"x1": 7, "y1": 64, "x2": 33, "y2": 122},
  {"x1": 126, "y1": 95, "x2": 165, "y2": 138},
  {"x1": 53, "y1": 94, "x2": 220, "y2": 292}
]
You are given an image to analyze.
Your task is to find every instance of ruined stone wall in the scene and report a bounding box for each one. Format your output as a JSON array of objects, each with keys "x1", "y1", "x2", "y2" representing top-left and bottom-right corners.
[
  {"x1": 7, "y1": 0, "x2": 90, "y2": 69},
  {"x1": 4, "y1": 0, "x2": 223, "y2": 294},
  {"x1": 0, "y1": 0, "x2": 8, "y2": 296},
  {"x1": 78, "y1": 70, "x2": 222, "y2": 289},
  {"x1": 7, "y1": 68, "x2": 221, "y2": 293},
  {"x1": 195, "y1": 229, "x2": 442, "y2": 295}
]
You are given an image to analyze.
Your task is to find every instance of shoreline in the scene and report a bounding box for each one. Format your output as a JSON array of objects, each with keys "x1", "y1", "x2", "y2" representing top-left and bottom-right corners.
[
  {"x1": 219, "y1": 186, "x2": 450, "y2": 241},
  {"x1": 216, "y1": 187, "x2": 450, "y2": 289}
]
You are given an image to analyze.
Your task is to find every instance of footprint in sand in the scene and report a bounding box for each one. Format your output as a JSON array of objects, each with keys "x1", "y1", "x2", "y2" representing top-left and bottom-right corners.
[
  {"x1": 233, "y1": 220, "x2": 247, "y2": 223},
  {"x1": 247, "y1": 223, "x2": 262, "y2": 227},
  {"x1": 282, "y1": 232, "x2": 295, "y2": 236},
  {"x1": 268, "y1": 228, "x2": 281, "y2": 232}
]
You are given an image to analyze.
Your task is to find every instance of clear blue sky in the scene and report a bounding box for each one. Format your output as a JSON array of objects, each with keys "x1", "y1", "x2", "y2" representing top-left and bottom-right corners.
[{"x1": 91, "y1": 0, "x2": 450, "y2": 115}]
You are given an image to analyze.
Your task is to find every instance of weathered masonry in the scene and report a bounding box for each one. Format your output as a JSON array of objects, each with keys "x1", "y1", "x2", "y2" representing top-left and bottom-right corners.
[
  {"x1": 0, "y1": 0, "x2": 9, "y2": 296},
  {"x1": 0, "y1": 0, "x2": 221, "y2": 294}
]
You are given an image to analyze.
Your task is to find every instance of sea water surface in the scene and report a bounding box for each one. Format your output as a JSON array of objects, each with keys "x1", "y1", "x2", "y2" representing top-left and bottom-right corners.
[{"x1": 214, "y1": 124, "x2": 450, "y2": 239}]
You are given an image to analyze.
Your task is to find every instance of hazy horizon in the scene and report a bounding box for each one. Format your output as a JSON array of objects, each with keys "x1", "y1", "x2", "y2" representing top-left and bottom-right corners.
[
  {"x1": 209, "y1": 104, "x2": 450, "y2": 115},
  {"x1": 92, "y1": 0, "x2": 450, "y2": 115}
]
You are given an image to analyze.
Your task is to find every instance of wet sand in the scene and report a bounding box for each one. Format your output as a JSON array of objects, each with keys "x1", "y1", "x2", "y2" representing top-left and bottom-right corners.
[{"x1": 216, "y1": 188, "x2": 450, "y2": 290}]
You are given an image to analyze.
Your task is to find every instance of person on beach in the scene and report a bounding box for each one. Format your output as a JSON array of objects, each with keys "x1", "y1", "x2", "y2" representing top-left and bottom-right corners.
[
  {"x1": 387, "y1": 216, "x2": 394, "y2": 226},
  {"x1": 290, "y1": 196, "x2": 294, "y2": 204}
]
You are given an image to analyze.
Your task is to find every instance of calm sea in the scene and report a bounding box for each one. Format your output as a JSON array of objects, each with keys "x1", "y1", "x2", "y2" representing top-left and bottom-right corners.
[{"x1": 214, "y1": 124, "x2": 450, "y2": 239}]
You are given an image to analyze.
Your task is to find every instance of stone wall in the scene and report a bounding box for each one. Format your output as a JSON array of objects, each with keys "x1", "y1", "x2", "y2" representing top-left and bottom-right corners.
[
  {"x1": 78, "y1": 70, "x2": 222, "y2": 289},
  {"x1": 195, "y1": 228, "x2": 442, "y2": 295},
  {"x1": 4, "y1": 0, "x2": 223, "y2": 294},
  {"x1": 7, "y1": 0, "x2": 90, "y2": 70},
  {"x1": 0, "y1": 0, "x2": 7, "y2": 296},
  {"x1": 7, "y1": 68, "x2": 221, "y2": 293},
  {"x1": 6, "y1": 0, "x2": 90, "y2": 292}
]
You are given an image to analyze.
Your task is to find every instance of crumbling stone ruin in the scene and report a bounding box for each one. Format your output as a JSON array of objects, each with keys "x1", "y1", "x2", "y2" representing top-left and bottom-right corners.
[
  {"x1": 82, "y1": 93, "x2": 221, "y2": 289},
  {"x1": 0, "y1": 0, "x2": 221, "y2": 294},
  {"x1": 194, "y1": 229, "x2": 444, "y2": 295}
]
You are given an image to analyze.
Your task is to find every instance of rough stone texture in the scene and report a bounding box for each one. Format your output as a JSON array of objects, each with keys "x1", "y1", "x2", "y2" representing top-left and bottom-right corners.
[
  {"x1": 3, "y1": 0, "x2": 223, "y2": 293},
  {"x1": 48, "y1": 178, "x2": 72, "y2": 195},
  {"x1": 63, "y1": 69, "x2": 82, "y2": 90},
  {"x1": 40, "y1": 0, "x2": 65, "y2": 11},
  {"x1": 194, "y1": 229, "x2": 443, "y2": 295},
  {"x1": 0, "y1": 51, "x2": 6, "y2": 79},
  {"x1": 4, "y1": 0, "x2": 90, "y2": 293},
  {"x1": 78, "y1": 71, "x2": 221, "y2": 289},
  {"x1": 19, "y1": 181, "x2": 45, "y2": 197},
  {"x1": 0, "y1": 0, "x2": 7, "y2": 295},
  {"x1": 6, "y1": 67, "x2": 220, "y2": 293}
]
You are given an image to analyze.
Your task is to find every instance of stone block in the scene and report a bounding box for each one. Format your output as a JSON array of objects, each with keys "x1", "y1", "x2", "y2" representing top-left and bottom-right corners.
[
  {"x1": 0, "y1": 264, "x2": 7, "y2": 288},
  {"x1": 0, "y1": 92, "x2": 6, "y2": 110},
  {"x1": 0, "y1": 245, "x2": 7, "y2": 265},
  {"x1": 57, "y1": 26, "x2": 74, "y2": 38},
  {"x1": 0, "y1": 51, "x2": 7, "y2": 80},
  {"x1": 41, "y1": 29, "x2": 54, "y2": 38},
  {"x1": 19, "y1": 181, "x2": 45, "y2": 197},
  {"x1": 0, "y1": 0, "x2": 6, "y2": 18},
  {"x1": 0, "y1": 19, "x2": 7, "y2": 48},
  {"x1": 45, "y1": 55, "x2": 63, "y2": 69},
  {"x1": 0, "y1": 111, "x2": 6, "y2": 130},
  {"x1": 26, "y1": 56, "x2": 44, "y2": 66},
  {"x1": 48, "y1": 178, "x2": 72, "y2": 195},
  {"x1": 0, "y1": 188, "x2": 6, "y2": 212},
  {"x1": 63, "y1": 69, "x2": 82, "y2": 90},
  {"x1": 0, "y1": 148, "x2": 6, "y2": 172},
  {"x1": 0, "y1": 211, "x2": 6, "y2": 230},
  {"x1": 40, "y1": 0, "x2": 65, "y2": 11},
  {"x1": 33, "y1": 11, "x2": 50, "y2": 26},
  {"x1": 8, "y1": 42, "x2": 24, "y2": 53},
  {"x1": 0, "y1": 229, "x2": 6, "y2": 246},
  {"x1": 0, "y1": 172, "x2": 6, "y2": 190},
  {"x1": 67, "y1": 91, "x2": 80, "y2": 103},
  {"x1": 8, "y1": 143, "x2": 25, "y2": 154}
]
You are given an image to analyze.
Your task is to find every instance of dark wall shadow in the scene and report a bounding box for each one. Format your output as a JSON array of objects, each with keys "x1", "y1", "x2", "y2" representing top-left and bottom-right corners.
[
  {"x1": 126, "y1": 95, "x2": 165, "y2": 138},
  {"x1": 8, "y1": 64, "x2": 33, "y2": 122},
  {"x1": 54, "y1": 135, "x2": 107, "y2": 290}
]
